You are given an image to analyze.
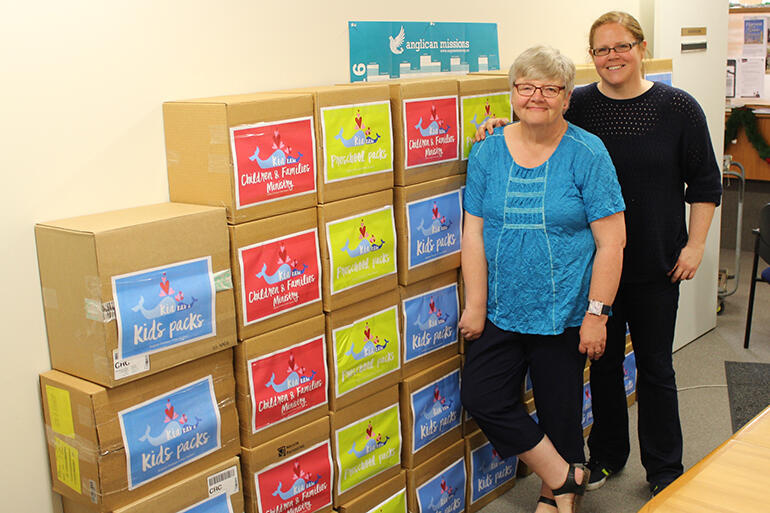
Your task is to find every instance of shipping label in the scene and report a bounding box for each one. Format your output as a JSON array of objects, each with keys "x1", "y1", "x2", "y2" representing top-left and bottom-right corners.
[
  {"x1": 118, "y1": 376, "x2": 222, "y2": 490},
  {"x1": 326, "y1": 206, "x2": 397, "y2": 294},
  {"x1": 403, "y1": 96, "x2": 458, "y2": 169},
  {"x1": 254, "y1": 441, "x2": 333, "y2": 513},
  {"x1": 248, "y1": 336, "x2": 328, "y2": 433},
  {"x1": 239, "y1": 229, "x2": 321, "y2": 325},
  {"x1": 416, "y1": 457, "x2": 466, "y2": 513},
  {"x1": 410, "y1": 369, "x2": 461, "y2": 453},
  {"x1": 402, "y1": 283, "x2": 459, "y2": 363},
  {"x1": 469, "y1": 441, "x2": 516, "y2": 503},
  {"x1": 230, "y1": 117, "x2": 316, "y2": 209},
  {"x1": 178, "y1": 493, "x2": 233, "y2": 513},
  {"x1": 365, "y1": 488, "x2": 407, "y2": 513},
  {"x1": 460, "y1": 92, "x2": 511, "y2": 160},
  {"x1": 112, "y1": 257, "x2": 216, "y2": 360},
  {"x1": 406, "y1": 190, "x2": 462, "y2": 269},
  {"x1": 332, "y1": 306, "x2": 400, "y2": 398},
  {"x1": 321, "y1": 101, "x2": 393, "y2": 183},
  {"x1": 335, "y1": 403, "x2": 401, "y2": 494}
]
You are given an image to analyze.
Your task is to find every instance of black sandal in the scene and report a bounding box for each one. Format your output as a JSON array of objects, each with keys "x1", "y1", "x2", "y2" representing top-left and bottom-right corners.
[
  {"x1": 552, "y1": 463, "x2": 590, "y2": 512},
  {"x1": 537, "y1": 496, "x2": 558, "y2": 508}
]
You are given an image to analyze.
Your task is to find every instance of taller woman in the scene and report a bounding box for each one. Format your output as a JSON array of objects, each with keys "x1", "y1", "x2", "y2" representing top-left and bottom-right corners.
[{"x1": 571, "y1": 12, "x2": 722, "y2": 496}]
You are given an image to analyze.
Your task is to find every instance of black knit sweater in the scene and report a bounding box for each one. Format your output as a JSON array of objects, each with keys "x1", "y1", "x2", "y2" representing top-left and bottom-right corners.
[{"x1": 565, "y1": 82, "x2": 722, "y2": 285}]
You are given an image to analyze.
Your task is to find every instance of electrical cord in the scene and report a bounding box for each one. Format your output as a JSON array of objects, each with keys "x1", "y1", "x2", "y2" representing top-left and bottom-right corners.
[{"x1": 677, "y1": 384, "x2": 728, "y2": 392}]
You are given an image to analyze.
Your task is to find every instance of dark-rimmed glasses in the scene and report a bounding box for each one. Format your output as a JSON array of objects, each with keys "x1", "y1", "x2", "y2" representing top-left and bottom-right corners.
[
  {"x1": 591, "y1": 41, "x2": 640, "y2": 57},
  {"x1": 512, "y1": 83, "x2": 565, "y2": 98}
]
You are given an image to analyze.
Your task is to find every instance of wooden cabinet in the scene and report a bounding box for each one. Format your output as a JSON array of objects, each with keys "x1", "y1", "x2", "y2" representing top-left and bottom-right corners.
[{"x1": 724, "y1": 112, "x2": 770, "y2": 181}]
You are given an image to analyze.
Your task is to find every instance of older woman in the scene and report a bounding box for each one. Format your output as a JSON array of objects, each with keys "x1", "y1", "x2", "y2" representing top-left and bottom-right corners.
[{"x1": 459, "y1": 45, "x2": 626, "y2": 513}]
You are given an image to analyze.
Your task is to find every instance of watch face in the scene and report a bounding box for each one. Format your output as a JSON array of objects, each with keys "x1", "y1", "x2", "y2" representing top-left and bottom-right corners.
[{"x1": 588, "y1": 300, "x2": 604, "y2": 315}]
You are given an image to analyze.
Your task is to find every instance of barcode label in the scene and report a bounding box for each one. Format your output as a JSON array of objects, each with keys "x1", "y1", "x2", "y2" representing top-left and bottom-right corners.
[
  {"x1": 207, "y1": 466, "x2": 239, "y2": 497},
  {"x1": 112, "y1": 350, "x2": 150, "y2": 379},
  {"x1": 89, "y1": 479, "x2": 98, "y2": 504}
]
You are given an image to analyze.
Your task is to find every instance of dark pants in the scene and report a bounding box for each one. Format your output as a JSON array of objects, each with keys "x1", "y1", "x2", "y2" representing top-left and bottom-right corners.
[
  {"x1": 588, "y1": 280, "x2": 683, "y2": 486},
  {"x1": 461, "y1": 320, "x2": 586, "y2": 463}
]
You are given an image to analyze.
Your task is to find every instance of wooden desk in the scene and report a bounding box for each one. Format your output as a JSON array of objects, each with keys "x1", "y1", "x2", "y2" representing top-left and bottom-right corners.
[
  {"x1": 638, "y1": 406, "x2": 770, "y2": 513},
  {"x1": 725, "y1": 112, "x2": 770, "y2": 181}
]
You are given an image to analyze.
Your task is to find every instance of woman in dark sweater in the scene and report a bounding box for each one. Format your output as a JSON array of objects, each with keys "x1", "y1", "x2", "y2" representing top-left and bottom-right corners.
[{"x1": 476, "y1": 11, "x2": 722, "y2": 500}]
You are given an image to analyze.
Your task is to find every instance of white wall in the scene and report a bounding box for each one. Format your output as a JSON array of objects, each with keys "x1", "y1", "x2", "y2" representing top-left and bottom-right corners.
[
  {"x1": 12, "y1": 1, "x2": 735, "y2": 512},
  {"x1": 652, "y1": 0, "x2": 728, "y2": 350}
]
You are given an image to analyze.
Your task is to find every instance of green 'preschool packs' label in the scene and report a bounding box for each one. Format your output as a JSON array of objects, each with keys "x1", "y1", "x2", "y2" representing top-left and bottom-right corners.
[
  {"x1": 460, "y1": 92, "x2": 512, "y2": 160},
  {"x1": 321, "y1": 101, "x2": 393, "y2": 183},
  {"x1": 335, "y1": 403, "x2": 401, "y2": 494},
  {"x1": 326, "y1": 206, "x2": 397, "y2": 294},
  {"x1": 332, "y1": 305, "x2": 400, "y2": 397}
]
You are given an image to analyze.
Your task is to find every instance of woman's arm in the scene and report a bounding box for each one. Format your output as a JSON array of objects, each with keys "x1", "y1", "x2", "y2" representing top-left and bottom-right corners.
[
  {"x1": 580, "y1": 211, "x2": 626, "y2": 359},
  {"x1": 458, "y1": 213, "x2": 488, "y2": 341},
  {"x1": 667, "y1": 202, "x2": 716, "y2": 282}
]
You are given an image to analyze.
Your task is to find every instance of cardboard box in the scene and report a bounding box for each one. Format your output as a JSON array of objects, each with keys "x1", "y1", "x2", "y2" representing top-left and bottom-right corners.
[
  {"x1": 241, "y1": 416, "x2": 333, "y2": 513},
  {"x1": 326, "y1": 291, "x2": 402, "y2": 411},
  {"x1": 234, "y1": 316, "x2": 329, "y2": 448},
  {"x1": 457, "y1": 75, "x2": 511, "y2": 162},
  {"x1": 624, "y1": 350, "x2": 637, "y2": 407},
  {"x1": 394, "y1": 175, "x2": 464, "y2": 285},
  {"x1": 337, "y1": 472, "x2": 407, "y2": 513},
  {"x1": 35, "y1": 203, "x2": 237, "y2": 387},
  {"x1": 61, "y1": 456, "x2": 244, "y2": 513},
  {"x1": 464, "y1": 430, "x2": 516, "y2": 513},
  {"x1": 277, "y1": 85, "x2": 394, "y2": 204},
  {"x1": 163, "y1": 92, "x2": 317, "y2": 224},
  {"x1": 317, "y1": 190, "x2": 398, "y2": 312},
  {"x1": 387, "y1": 78, "x2": 462, "y2": 186},
  {"x1": 229, "y1": 207, "x2": 322, "y2": 340},
  {"x1": 330, "y1": 386, "x2": 402, "y2": 507},
  {"x1": 458, "y1": 269, "x2": 465, "y2": 354},
  {"x1": 400, "y1": 271, "x2": 460, "y2": 378},
  {"x1": 40, "y1": 349, "x2": 240, "y2": 511},
  {"x1": 405, "y1": 440, "x2": 466, "y2": 513},
  {"x1": 400, "y1": 356, "x2": 462, "y2": 468}
]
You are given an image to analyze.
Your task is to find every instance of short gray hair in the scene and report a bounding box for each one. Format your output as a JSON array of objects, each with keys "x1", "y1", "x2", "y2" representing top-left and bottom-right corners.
[{"x1": 508, "y1": 45, "x2": 575, "y2": 94}]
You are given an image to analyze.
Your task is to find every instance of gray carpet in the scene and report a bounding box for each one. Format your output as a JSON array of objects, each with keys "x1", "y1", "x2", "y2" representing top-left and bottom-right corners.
[{"x1": 724, "y1": 361, "x2": 770, "y2": 432}]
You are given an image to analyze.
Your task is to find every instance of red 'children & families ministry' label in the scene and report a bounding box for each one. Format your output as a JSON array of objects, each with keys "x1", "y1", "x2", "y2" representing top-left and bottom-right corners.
[
  {"x1": 230, "y1": 117, "x2": 317, "y2": 209},
  {"x1": 238, "y1": 229, "x2": 321, "y2": 325},
  {"x1": 403, "y1": 96, "x2": 458, "y2": 169}
]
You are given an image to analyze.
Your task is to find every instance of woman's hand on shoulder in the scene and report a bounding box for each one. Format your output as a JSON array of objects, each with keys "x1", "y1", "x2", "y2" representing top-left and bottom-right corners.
[
  {"x1": 579, "y1": 313, "x2": 607, "y2": 360},
  {"x1": 474, "y1": 117, "x2": 510, "y2": 142},
  {"x1": 459, "y1": 307, "x2": 486, "y2": 341}
]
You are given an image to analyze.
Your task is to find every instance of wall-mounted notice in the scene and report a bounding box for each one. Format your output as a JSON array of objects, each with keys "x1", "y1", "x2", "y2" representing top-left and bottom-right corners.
[{"x1": 348, "y1": 21, "x2": 499, "y2": 82}]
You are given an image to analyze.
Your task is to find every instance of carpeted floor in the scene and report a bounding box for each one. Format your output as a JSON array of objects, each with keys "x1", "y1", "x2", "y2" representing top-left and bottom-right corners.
[{"x1": 725, "y1": 361, "x2": 770, "y2": 432}]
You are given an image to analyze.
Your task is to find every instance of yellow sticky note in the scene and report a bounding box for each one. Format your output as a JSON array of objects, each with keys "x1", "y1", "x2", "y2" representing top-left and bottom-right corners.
[
  {"x1": 54, "y1": 437, "x2": 81, "y2": 493},
  {"x1": 46, "y1": 385, "x2": 75, "y2": 438}
]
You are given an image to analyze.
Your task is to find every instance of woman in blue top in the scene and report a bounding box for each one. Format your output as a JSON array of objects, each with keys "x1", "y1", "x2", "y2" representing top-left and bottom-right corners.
[{"x1": 460, "y1": 45, "x2": 626, "y2": 513}]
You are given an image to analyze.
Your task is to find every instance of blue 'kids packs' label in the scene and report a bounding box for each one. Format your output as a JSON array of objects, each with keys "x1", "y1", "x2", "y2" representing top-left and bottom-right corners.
[
  {"x1": 112, "y1": 257, "x2": 216, "y2": 360},
  {"x1": 178, "y1": 493, "x2": 233, "y2": 513},
  {"x1": 582, "y1": 382, "x2": 593, "y2": 432},
  {"x1": 403, "y1": 283, "x2": 459, "y2": 363},
  {"x1": 623, "y1": 351, "x2": 637, "y2": 397},
  {"x1": 470, "y1": 441, "x2": 517, "y2": 503},
  {"x1": 410, "y1": 369, "x2": 461, "y2": 453},
  {"x1": 118, "y1": 376, "x2": 222, "y2": 490},
  {"x1": 406, "y1": 190, "x2": 462, "y2": 269},
  {"x1": 416, "y1": 457, "x2": 466, "y2": 513}
]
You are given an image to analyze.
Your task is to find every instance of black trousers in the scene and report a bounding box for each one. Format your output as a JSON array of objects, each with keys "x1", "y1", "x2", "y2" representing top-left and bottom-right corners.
[
  {"x1": 461, "y1": 319, "x2": 586, "y2": 463},
  {"x1": 587, "y1": 280, "x2": 683, "y2": 486}
]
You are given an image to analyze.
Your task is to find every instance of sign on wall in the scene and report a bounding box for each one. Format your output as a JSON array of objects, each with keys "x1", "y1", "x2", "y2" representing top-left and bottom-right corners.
[{"x1": 348, "y1": 21, "x2": 499, "y2": 82}]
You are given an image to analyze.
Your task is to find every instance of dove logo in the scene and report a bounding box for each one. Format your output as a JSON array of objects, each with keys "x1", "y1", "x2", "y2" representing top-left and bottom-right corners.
[
  {"x1": 118, "y1": 376, "x2": 221, "y2": 490},
  {"x1": 416, "y1": 458, "x2": 466, "y2": 513},
  {"x1": 389, "y1": 26, "x2": 405, "y2": 55}
]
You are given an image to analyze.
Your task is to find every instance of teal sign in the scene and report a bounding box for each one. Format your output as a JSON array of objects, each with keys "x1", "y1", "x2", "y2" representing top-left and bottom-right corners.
[{"x1": 348, "y1": 22, "x2": 499, "y2": 82}]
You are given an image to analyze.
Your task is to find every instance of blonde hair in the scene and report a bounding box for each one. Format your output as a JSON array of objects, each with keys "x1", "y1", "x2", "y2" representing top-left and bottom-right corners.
[
  {"x1": 589, "y1": 11, "x2": 648, "y2": 75},
  {"x1": 508, "y1": 45, "x2": 576, "y2": 94}
]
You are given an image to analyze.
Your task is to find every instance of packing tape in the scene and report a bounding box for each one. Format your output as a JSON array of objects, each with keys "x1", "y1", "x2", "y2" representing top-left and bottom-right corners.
[
  {"x1": 208, "y1": 153, "x2": 230, "y2": 174},
  {"x1": 84, "y1": 299, "x2": 115, "y2": 323},
  {"x1": 44, "y1": 425, "x2": 98, "y2": 463},
  {"x1": 214, "y1": 269, "x2": 233, "y2": 291},
  {"x1": 42, "y1": 287, "x2": 58, "y2": 309}
]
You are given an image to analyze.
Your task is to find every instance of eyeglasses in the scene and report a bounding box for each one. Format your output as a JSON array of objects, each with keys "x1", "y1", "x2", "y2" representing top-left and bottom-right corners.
[
  {"x1": 513, "y1": 83, "x2": 565, "y2": 98},
  {"x1": 591, "y1": 41, "x2": 640, "y2": 57}
]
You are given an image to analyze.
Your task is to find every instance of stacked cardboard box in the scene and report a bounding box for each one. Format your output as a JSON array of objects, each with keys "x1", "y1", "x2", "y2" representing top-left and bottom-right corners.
[{"x1": 35, "y1": 203, "x2": 243, "y2": 511}]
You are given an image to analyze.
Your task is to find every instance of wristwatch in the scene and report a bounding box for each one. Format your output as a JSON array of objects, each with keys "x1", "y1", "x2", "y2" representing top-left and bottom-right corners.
[{"x1": 587, "y1": 299, "x2": 612, "y2": 316}]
